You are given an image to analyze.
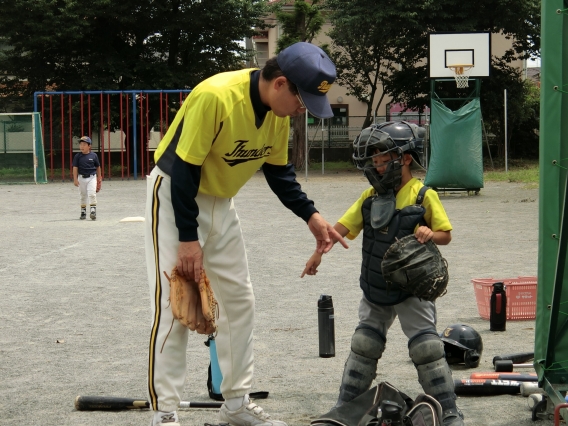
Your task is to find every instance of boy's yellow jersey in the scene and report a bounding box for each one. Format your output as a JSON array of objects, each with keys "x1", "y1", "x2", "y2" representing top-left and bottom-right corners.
[{"x1": 338, "y1": 178, "x2": 453, "y2": 240}]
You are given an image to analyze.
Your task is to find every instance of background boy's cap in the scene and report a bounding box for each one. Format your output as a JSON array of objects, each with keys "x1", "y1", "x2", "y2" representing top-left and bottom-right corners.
[
  {"x1": 276, "y1": 42, "x2": 336, "y2": 119},
  {"x1": 79, "y1": 136, "x2": 92, "y2": 144}
]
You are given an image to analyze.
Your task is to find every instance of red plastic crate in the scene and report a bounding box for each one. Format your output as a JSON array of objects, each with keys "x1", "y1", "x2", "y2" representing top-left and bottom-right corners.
[{"x1": 472, "y1": 276, "x2": 537, "y2": 320}]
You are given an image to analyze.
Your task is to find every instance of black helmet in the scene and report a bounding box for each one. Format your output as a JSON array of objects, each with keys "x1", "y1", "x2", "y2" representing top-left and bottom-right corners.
[
  {"x1": 440, "y1": 324, "x2": 483, "y2": 368},
  {"x1": 352, "y1": 125, "x2": 404, "y2": 194},
  {"x1": 374, "y1": 121, "x2": 425, "y2": 169}
]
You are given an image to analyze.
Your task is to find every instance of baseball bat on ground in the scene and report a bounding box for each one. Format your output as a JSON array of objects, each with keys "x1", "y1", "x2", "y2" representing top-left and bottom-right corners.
[
  {"x1": 454, "y1": 379, "x2": 522, "y2": 396},
  {"x1": 74, "y1": 396, "x2": 223, "y2": 411},
  {"x1": 470, "y1": 372, "x2": 537, "y2": 382},
  {"x1": 492, "y1": 352, "x2": 534, "y2": 365},
  {"x1": 521, "y1": 382, "x2": 545, "y2": 397},
  {"x1": 494, "y1": 359, "x2": 534, "y2": 372}
]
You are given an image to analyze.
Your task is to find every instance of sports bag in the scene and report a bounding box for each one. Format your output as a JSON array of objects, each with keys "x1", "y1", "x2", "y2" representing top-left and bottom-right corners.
[
  {"x1": 310, "y1": 382, "x2": 443, "y2": 426},
  {"x1": 403, "y1": 393, "x2": 443, "y2": 426}
]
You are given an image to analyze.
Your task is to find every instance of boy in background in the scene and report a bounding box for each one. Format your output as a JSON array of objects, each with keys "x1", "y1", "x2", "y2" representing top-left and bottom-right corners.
[
  {"x1": 72, "y1": 136, "x2": 101, "y2": 220},
  {"x1": 302, "y1": 122, "x2": 463, "y2": 426}
]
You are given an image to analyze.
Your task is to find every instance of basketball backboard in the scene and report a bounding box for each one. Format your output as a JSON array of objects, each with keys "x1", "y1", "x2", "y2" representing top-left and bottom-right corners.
[{"x1": 428, "y1": 32, "x2": 491, "y2": 79}]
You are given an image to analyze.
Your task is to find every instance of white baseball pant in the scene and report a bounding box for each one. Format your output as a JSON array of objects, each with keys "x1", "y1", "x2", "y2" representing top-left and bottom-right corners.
[
  {"x1": 78, "y1": 175, "x2": 97, "y2": 206},
  {"x1": 145, "y1": 166, "x2": 254, "y2": 413}
]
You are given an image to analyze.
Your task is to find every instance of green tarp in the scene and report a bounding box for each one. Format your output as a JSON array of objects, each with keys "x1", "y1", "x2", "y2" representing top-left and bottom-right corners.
[
  {"x1": 535, "y1": 0, "x2": 568, "y2": 393},
  {"x1": 424, "y1": 99, "x2": 484, "y2": 190}
]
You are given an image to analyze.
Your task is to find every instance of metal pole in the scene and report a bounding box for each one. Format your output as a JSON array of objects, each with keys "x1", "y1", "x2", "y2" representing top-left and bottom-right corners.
[
  {"x1": 305, "y1": 112, "x2": 308, "y2": 181},
  {"x1": 504, "y1": 89, "x2": 508, "y2": 173},
  {"x1": 32, "y1": 115, "x2": 37, "y2": 184},
  {"x1": 481, "y1": 117, "x2": 495, "y2": 169},
  {"x1": 423, "y1": 122, "x2": 429, "y2": 171},
  {"x1": 132, "y1": 94, "x2": 138, "y2": 180},
  {"x1": 321, "y1": 119, "x2": 325, "y2": 174}
]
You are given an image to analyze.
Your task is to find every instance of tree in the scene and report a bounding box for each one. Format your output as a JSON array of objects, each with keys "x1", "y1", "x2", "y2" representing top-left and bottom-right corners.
[
  {"x1": 324, "y1": 0, "x2": 427, "y2": 128},
  {"x1": 271, "y1": 0, "x2": 325, "y2": 169},
  {"x1": 0, "y1": 0, "x2": 270, "y2": 114},
  {"x1": 480, "y1": 59, "x2": 540, "y2": 159},
  {"x1": 324, "y1": 0, "x2": 541, "y2": 154}
]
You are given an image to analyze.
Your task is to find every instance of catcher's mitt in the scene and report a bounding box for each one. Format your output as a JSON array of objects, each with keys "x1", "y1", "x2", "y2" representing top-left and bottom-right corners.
[
  {"x1": 96, "y1": 180, "x2": 101, "y2": 193},
  {"x1": 163, "y1": 267, "x2": 218, "y2": 335},
  {"x1": 381, "y1": 234, "x2": 449, "y2": 301}
]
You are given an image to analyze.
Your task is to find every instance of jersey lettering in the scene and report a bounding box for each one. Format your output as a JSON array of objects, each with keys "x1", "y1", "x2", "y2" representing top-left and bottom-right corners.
[{"x1": 223, "y1": 140, "x2": 272, "y2": 166}]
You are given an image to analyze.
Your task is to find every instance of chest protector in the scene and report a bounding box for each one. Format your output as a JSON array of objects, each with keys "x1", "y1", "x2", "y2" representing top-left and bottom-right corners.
[{"x1": 360, "y1": 186, "x2": 429, "y2": 305}]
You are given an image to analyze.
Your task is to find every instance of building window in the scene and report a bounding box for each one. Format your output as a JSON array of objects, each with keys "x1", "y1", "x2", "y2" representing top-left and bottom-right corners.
[
  {"x1": 254, "y1": 42, "x2": 269, "y2": 67},
  {"x1": 331, "y1": 105, "x2": 349, "y2": 126}
]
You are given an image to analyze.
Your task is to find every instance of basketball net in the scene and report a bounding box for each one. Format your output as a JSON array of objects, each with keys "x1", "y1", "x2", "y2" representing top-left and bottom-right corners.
[{"x1": 449, "y1": 65, "x2": 473, "y2": 88}]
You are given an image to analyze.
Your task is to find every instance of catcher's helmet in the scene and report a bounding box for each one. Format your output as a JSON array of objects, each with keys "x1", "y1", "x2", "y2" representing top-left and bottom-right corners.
[
  {"x1": 440, "y1": 324, "x2": 483, "y2": 368},
  {"x1": 375, "y1": 121, "x2": 425, "y2": 169},
  {"x1": 352, "y1": 125, "x2": 403, "y2": 194},
  {"x1": 353, "y1": 121, "x2": 426, "y2": 193}
]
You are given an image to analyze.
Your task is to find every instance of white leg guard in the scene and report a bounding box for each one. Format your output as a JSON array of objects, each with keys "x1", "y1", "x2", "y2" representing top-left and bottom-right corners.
[
  {"x1": 409, "y1": 333, "x2": 464, "y2": 426},
  {"x1": 336, "y1": 326, "x2": 386, "y2": 407}
]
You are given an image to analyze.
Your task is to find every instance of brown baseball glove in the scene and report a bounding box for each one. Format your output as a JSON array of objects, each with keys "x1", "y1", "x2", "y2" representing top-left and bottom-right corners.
[
  {"x1": 163, "y1": 267, "x2": 218, "y2": 335},
  {"x1": 96, "y1": 180, "x2": 102, "y2": 193}
]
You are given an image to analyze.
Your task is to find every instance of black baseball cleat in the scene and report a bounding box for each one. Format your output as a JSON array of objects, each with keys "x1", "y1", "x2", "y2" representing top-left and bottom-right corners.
[{"x1": 443, "y1": 408, "x2": 465, "y2": 426}]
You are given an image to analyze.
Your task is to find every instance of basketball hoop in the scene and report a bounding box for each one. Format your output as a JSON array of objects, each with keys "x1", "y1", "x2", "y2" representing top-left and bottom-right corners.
[{"x1": 448, "y1": 64, "x2": 473, "y2": 88}]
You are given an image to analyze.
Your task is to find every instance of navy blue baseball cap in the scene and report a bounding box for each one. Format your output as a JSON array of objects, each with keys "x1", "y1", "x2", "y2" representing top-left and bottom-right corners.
[
  {"x1": 276, "y1": 42, "x2": 336, "y2": 119},
  {"x1": 79, "y1": 136, "x2": 92, "y2": 144}
]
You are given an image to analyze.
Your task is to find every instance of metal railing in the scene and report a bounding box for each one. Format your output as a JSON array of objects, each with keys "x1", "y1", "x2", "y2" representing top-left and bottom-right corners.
[
  {"x1": 290, "y1": 125, "x2": 364, "y2": 148},
  {"x1": 289, "y1": 113, "x2": 430, "y2": 149}
]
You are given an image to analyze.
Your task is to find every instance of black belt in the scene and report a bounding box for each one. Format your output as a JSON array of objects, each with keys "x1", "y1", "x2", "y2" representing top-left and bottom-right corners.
[{"x1": 81, "y1": 174, "x2": 95, "y2": 178}]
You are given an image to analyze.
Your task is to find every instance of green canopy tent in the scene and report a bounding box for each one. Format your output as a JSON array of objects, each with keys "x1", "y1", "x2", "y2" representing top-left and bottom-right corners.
[{"x1": 534, "y1": 0, "x2": 568, "y2": 420}]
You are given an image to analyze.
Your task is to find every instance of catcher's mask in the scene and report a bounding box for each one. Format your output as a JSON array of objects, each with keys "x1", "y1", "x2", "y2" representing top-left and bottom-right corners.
[
  {"x1": 352, "y1": 126, "x2": 403, "y2": 194},
  {"x1": 375, "y1": 121, "x2": 426, "y2": 170},
  {"x1": 440, "y1": 324, "x2": 483, "y2": 368},
  {"x1": 353, "y1": 121, "x2": 425, "y2": 194}
]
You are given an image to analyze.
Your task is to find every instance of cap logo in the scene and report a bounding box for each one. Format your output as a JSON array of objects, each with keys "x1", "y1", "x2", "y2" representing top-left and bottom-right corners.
[
  {"x1": 318, "y1": 81, "x2": 332, "y2": 94},
  {"x1": 443, "y1": 328, "x2": 453, "y2": 337}
]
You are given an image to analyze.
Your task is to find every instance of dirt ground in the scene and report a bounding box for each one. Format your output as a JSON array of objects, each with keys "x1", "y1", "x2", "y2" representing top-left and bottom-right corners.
[{"x1": 0, "y1": 170, "x2": 544, "y2": 425}]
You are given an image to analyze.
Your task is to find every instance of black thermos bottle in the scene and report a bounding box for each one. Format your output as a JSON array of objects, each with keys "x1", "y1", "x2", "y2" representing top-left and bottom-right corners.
[
  {"x1": 318, "y1": 294, "x2": 335, "y2": 357},
  {"x1": 490, "y1": 282, "x2": 507, "y2": 331}
]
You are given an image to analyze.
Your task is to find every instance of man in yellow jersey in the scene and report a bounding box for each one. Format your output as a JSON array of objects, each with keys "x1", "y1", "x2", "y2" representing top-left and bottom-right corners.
[
  {"x1": 302, "y1": 122, "x2": 463, "y2": 426},
  {"x1": 145, "y1": 42, "x2": 348, "y2": 426}
]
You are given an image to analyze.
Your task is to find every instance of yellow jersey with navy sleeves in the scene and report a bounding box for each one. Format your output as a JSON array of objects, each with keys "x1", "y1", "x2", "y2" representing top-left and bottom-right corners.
[
  {"x1": 154, "y1": 68, "x2": 290, "y2": 199},
  {"x1": 338, "y1": 177, "x2": 452, "y2": 240}
]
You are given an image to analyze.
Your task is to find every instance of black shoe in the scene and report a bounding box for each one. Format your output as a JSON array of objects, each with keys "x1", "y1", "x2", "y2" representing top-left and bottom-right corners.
[
  {"x1": 90, "y1": 208, "x2": 96, "y2": 220},
  {"x1": 443, "y1": 408, "x2": 464, "y2": 426},
  {"x1": 80, "y1": 210, "x2": 86, "y2": 220}
]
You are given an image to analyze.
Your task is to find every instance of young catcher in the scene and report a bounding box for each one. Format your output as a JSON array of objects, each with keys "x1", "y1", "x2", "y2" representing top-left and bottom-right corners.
[
  {"x1": 302, "y1": 122, "x2": 463, "y2": 426},
  {"x1": 145, "y1": 42, "x2": 348, "y2": 426}
]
